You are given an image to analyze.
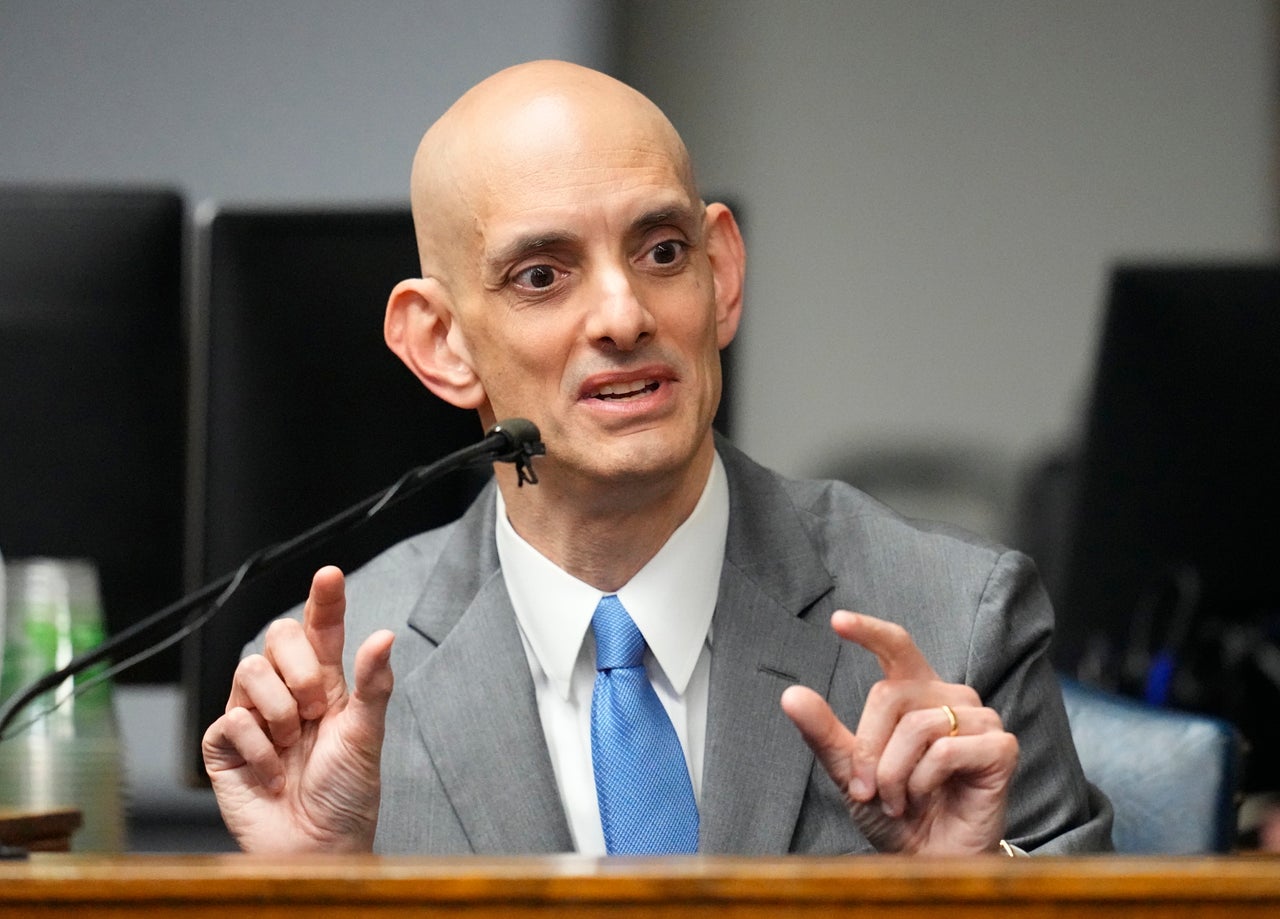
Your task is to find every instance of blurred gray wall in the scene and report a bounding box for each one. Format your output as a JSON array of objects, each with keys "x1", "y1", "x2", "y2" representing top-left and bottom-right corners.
[
  {"x1": 621, "y1": 1, "x2": 1279, "y2": 517},
  {"x1": 0, "y1": 1, "x2": 617, "y2": 203}
]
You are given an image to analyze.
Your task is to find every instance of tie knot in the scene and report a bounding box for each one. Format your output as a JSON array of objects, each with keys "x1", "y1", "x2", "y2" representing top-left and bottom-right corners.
[{"x1": 591, "y1": 595, "x2": 646, "y2": 671}]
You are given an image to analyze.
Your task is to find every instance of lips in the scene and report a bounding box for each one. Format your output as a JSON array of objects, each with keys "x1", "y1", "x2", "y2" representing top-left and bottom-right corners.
[{"x1": 591, "y1": 379, "x2": 660, "y2": 400}]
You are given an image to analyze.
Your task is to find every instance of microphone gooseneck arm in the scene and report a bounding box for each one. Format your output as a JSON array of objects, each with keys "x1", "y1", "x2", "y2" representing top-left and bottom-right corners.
[{"x1": 0, "y1": 419, "x2": 545, "y2": 741}]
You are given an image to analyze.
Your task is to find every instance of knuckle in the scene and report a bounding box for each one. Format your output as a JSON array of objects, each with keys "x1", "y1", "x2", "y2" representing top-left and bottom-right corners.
[
  {"x1": 884, "y1": 620, "x2": 910, "y2": 641},
  {"x1": 1001, "y1": 732, "x2": 1020, "y2": 762},
  {"x1": 878, "y1": 619, "x2": 911, "y2": 650},
  {"x1": 927, "y1": 735, "x2": 961, "y2": 768},
  {"x1": 225, "y1": 704, "x2": 260, "y2": 733},
  {"x1": 864, "y1": 680, "x2": 895, "y2": 708},
  {"x1": 258, "y1": 690, "x2": 301, "y2": 726},
  {"x1": 206, "y1": 706, "x2": 254, "y2": 753},
  {"x1": 874, "y1": 757, "x2": 903, "y2": 788},
  {"x1": 201, "y1": 714, "x2": 228, "y2": 752},
  {"x1": 237, "y1": 653, "x2": 273, "y2": 680},
  {"x1": 958, "y1": 685, "x2": 982, "y2": 707},
  {"x1": 228, "y1": 655, "x2": 276, "y2": 710},
  {"x1": 900, "y1": 707, "x2": 935, "y2": 735},
  {"x1": 265, "y1": 617, "x2": 302, "y2": 644}
]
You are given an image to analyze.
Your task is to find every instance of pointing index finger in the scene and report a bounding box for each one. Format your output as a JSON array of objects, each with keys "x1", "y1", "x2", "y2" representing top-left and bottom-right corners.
[
  {"x1": 831, "y1": 610, "x2": 939, "y2": 681},
  {"x1": 304, "y1": 565, "x2": 349, "y2": 673}
]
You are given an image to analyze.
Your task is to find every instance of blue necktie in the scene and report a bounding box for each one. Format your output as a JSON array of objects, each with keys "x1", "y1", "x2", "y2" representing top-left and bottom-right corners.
[{"x1": 590, "y1": 594, "x2": 699, "y2": 854}]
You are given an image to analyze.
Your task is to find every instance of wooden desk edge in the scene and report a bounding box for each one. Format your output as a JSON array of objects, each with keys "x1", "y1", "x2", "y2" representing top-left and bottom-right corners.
[{"x1": 2, "y1": 854, "x2": 1279, "y2": 905}]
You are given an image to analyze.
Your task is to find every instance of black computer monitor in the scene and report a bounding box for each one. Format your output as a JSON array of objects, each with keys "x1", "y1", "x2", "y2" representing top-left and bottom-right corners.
[
  {"x1": 1054, "y1": 263, "x2": 1280, "y2": 789},
  {"x1": 181, "y1": 205, "x2": 486, "y2": 781},
  {"x1": 0, "y1": 186, "x2": 186, "y2": 684}
]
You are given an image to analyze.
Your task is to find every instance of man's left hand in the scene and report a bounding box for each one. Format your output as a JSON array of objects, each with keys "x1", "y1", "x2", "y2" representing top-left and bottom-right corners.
[{"x1": 780, "y1": 610, "x2": 1018, "y2": 855}]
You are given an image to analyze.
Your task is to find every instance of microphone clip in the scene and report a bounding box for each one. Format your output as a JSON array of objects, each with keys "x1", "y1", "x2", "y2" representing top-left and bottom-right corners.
[
  {"x1": 485, "y1": 419, "x2": 546, "y2": 487},
  {"x1": 508, "y1": 439, "x2": 545, "y2": 487}
]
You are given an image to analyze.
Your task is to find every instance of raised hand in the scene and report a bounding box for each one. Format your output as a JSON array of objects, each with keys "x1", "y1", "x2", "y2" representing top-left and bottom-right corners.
[
  {"x1": 202, "y1": 566, "x2": 395, "y2": 852},
  {"x1": 781, "y1": 611, "x2": 1017, "y2": 855}
]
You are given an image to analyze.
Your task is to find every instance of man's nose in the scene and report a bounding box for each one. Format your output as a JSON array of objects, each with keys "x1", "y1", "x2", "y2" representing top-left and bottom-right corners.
[{"x1": 585, "y1": 266, "x2": 656, "y2": 351}]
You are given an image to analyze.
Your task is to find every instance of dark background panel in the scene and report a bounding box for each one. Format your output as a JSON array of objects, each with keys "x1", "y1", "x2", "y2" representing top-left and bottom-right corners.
[{"x1": 0, "y1": 187, "x2": 187, "y2": 683}]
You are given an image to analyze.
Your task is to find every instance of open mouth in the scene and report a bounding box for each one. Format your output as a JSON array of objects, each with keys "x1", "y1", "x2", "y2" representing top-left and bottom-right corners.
[{"x1": 591, "y1": 379, "x2": 660, "y2": 401}]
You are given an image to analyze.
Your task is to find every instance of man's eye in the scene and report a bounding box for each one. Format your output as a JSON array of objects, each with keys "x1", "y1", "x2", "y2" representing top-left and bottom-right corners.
[
  {"x1": 650, "y1": 240, "x2": 685, "y2": 265},
  {"x1": 515, "y1": 265, "x2": 558, "y2": 289}
]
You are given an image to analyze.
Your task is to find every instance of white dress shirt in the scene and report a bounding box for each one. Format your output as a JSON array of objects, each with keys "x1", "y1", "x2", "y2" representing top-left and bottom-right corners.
[{"x1": 494, "y1": 453, "x2": 729, "y2": 854}]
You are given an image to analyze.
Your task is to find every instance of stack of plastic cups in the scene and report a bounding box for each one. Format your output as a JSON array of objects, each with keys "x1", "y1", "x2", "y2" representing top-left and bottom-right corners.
[{"x1": 0, "y1": 558, "x2": 127, "y2": 852}]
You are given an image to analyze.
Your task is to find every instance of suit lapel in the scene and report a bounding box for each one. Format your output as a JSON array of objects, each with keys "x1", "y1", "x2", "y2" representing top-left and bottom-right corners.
[
  {"x1": 399, "y1": 488, "x2": 574, "y2": 853},
  {"x1": 700, "y1": 443, "x2": 844, "y2": 854}
]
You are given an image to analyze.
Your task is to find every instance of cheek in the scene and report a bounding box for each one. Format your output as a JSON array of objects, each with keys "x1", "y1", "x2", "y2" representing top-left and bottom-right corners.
[
  {"x1": 468, "y1": 317, "x2": 571, "y2": 398},
  {"x1": 674, "y1": 297, "x2": 723, "y2": 357},
  {"x1": 671, "y1": 272, "x2": 721, "y2": 341}
]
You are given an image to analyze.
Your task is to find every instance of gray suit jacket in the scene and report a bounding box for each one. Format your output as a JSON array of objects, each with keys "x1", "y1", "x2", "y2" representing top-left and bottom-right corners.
[{"x1": 322, "y1": 441, "x2": 1111, "y2": 854}]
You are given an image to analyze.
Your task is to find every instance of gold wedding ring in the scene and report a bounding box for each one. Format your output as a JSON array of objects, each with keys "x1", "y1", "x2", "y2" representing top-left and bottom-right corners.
[{"x1": 941, "y1": 704, "x2": 959, "y2": 737}]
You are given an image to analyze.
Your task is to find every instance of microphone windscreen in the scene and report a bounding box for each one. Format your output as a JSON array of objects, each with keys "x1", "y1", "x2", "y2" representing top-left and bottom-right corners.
[{"x1": 488, "y1": 417, "x2": 541, "y2": 450}]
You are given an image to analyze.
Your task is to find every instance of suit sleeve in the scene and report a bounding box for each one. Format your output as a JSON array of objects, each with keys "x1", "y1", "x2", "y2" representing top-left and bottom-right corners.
[{"x1": 967, "y1": 549, "x2": 1114, "y2": 853}]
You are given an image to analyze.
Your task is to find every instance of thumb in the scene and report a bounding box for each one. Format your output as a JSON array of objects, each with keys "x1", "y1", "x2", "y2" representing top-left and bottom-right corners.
[{"x1": 344, "y1": 630, "x2": 395, "y2": 748}]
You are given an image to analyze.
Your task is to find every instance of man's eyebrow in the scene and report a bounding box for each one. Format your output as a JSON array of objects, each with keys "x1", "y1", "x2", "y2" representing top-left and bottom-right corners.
[
  {"x1": 632, "y1": 204, "x2": 701, "y2": 235},
  {"x1": 484, "y1": 231, "x2": 581, "y2": 272}
]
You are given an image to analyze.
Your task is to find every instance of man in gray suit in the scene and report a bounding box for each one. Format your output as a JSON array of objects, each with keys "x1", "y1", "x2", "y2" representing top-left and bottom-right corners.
[{"x1": 202, "y1": 60, "x2": 1110, "y2": 856}]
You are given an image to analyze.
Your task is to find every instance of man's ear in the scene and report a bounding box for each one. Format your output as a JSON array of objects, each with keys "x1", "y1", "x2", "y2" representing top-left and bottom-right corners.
[
  {"x1": 384, "y1": 277, "x2": 487, "y2": 409},
  {"x1": 704, "y1": 202, "x2": 746, "y2": 349}
]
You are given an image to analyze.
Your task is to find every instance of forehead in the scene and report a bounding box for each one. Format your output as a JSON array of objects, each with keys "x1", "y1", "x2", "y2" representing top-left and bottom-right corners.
[{"x1": 462, "y1": 95, "x2": 696, "y2": 244}]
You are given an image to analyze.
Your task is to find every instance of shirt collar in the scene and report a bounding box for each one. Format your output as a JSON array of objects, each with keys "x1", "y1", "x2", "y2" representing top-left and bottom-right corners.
[{"x1": 496, "y1": 452, "x2": 728, "y2": 701}]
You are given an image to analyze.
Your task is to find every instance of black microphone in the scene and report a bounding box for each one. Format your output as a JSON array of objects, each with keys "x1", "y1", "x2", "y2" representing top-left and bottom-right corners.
[{"x1": 0, "y1": 418, "x2": 545, "y2": 740}]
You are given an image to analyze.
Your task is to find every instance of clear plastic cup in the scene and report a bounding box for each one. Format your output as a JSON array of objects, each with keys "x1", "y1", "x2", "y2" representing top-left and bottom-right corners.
[{"x1": 0, "y1": 558, "x2": 126, "y2": 852}]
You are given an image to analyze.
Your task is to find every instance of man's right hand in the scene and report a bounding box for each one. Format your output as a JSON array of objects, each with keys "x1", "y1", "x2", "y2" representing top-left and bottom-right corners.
[{"x1": 201, "y1": 566, "x2": 395, "y2": 852}]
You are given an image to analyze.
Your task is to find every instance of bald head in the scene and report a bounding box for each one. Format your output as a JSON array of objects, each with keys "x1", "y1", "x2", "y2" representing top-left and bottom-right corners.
[
  {"x1": 384, "y1": 59, "x2": 746, "y2": 528},
  {"x1": 409, "y1": 61, "x2": 697, "y2": 282}
]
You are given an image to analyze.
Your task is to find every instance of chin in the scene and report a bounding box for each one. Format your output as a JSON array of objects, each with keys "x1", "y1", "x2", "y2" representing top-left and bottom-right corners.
[{"x1": 592, "y1": 426, "x2": 710, "y2": 483}]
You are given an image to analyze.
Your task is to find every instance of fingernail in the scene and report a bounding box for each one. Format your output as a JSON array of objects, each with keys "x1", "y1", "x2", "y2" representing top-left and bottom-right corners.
[
  {"x1": 849, "y1": 777, "x2": 869, "y2": 800},
  {"x1": 302, "y1": 702, "x2": 325, "y2": 720},
  {"x1": 267, "y1": 775, "x2": 285, "y2": 794}
]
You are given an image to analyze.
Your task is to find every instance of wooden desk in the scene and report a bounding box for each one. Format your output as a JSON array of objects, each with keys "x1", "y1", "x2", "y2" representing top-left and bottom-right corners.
[{"x1": 1, "y1": 854, "x2": 1278, "y2": 918}]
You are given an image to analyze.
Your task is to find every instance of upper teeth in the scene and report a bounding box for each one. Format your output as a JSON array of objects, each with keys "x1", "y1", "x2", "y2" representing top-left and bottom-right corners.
[{"x1": 596, "y1": 380, "x2": 654, "y2": 397}]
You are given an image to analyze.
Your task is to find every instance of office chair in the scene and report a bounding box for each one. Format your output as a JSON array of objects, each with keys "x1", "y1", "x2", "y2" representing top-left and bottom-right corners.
[{"x1": 1059, "y1": 675, "x2": 1241, "y2": 853}]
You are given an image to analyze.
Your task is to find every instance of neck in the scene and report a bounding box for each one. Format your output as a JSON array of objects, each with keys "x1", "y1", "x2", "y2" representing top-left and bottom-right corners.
[{"x1": 496, "y1": 440, "x2": 715, "y2": 593}]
